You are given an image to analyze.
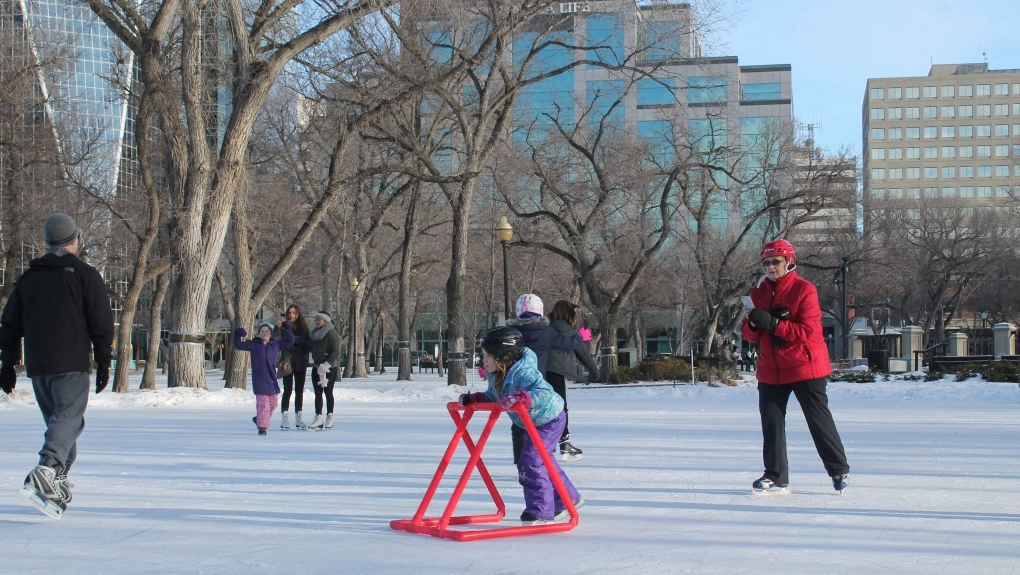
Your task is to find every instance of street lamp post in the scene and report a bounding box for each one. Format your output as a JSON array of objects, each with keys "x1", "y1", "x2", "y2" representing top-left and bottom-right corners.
[{"x1": 495, "y1": 216, "x2": 514, "y2": 323}]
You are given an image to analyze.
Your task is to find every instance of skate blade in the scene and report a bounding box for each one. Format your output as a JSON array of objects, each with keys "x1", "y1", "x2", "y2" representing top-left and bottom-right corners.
[
  {"x1": 19, "y1": 488, "x2": 64, "y2": 519},
  {"x1": 752, "y1": 487, "x2": 790, "y2": 496},
  {"x1": 561, "y1": 453, "x2": 583, "y2": 462}
]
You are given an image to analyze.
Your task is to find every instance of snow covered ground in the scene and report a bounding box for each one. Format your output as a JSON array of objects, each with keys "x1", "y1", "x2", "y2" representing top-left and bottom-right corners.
[{"x1": 1, "y1": 370, "x2": 1018, "y2": 574}]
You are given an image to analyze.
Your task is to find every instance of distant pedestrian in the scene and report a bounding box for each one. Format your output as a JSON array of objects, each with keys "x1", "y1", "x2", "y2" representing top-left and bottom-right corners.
[
  {"x1": 279, "y1": 305, "x2": 312, "y2": 429},
  {"x1": 0, "y1": 213, "x2": 114, "y2": 518},
  {"x1": 308, "y1": 312, "x2": 341, "y2": 430},
  {"x1": 234, "y1": 319, "x2": 294, "y2": 435},
  {"x1": 741, "y1": 239, "x2": 850, "y2": 495},
  {"x1": 546, "y1": 300, "x2": 598, "y2": 461}
]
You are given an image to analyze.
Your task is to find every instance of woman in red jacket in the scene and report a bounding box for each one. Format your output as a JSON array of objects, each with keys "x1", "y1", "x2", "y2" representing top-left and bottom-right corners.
[{"x1": 741, "y1": 239, "x2": 850, "y2": 494}]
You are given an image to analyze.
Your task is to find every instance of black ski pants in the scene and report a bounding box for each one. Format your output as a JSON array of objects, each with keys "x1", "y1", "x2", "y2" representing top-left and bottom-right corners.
[
  {"x1": 281, "y1": 368, "x2": 307, "y2": 412},
  {"x1": 312, "y1": 366, "x2": 337, "y2": 415},
  {"x1": 545, "y1": 371, "x2": 571, "y2": 443},
  {"x1": 758, "y1": 377, "x2": 849, "y2": 484}
]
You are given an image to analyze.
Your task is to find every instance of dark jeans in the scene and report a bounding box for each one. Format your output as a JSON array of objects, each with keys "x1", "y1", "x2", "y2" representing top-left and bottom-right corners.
[
  {"x1": 758, "y1": 378, "x2": 849, "y2": 484},
  {"x1": 545, "y1": 371, "x2": 570, "y2": 443},
  {"x1": 312, "y1": 366, "x2": 338, "y2": 415},
  {"x1": 31, "y1": 371, "x2": 90, "y2": 471},
  {"x1": 281, "y1": 368, "x2": 307, "y2": 412}
]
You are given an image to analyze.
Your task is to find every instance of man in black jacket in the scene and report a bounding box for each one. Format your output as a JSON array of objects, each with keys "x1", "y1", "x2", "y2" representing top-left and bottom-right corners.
[{"x1": 0, "y1": 213, "x2": 114, "y2": 518}]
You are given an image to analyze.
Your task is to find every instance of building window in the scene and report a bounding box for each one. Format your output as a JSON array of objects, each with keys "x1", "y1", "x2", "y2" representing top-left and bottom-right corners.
[
  {"x1": 888, "y1": 188, "x2": 902, "y2": 199},
  {"x1": 941, "y1": 106, "x2": 955, "y2": 118},
  {"x1": 871, "y1": 148, "x2": 885, "y2": 160},
  {"x1": 977, "y1": 125, "x2": 991, "y2": 137},
  {"x1": 960, "y1": 186, "x2": 974, "y2": 197},
  {"x1": 978, "y1": 165, "x2": 991, "y2": 177},
  {"x1": 1014, "y1": 144, "x2": 1020, "y2": 156},
  {"x1": 906, "y1": 107, "x2": 920, "y2": 119},
  {"x1": 587, "y1": 13, "x2": 625, "y2": 66},
  {"x1": 994, "y1": 83, "x2": 1009, "y2": 96},
  {"x1": 871, "y1": 108, "x2": 885, "y2": 120},
  {"x1": 978, "y1": 145, "x2": 991, "y2": 158},
  {"x1": 960, "y1": 105, "x2": 973, "y2": 117},
  {"x1": 978, "y1": 186, "x2": 992, "y2": 197},
  {"x1": 871, "y1": 128, "x2": 885, "y2": 140},
  {"x1": 960, "y1": 166, "x2": 974, "y2": 178},
  {"x1": 1015, "y1": 124, "x2": 1020, "y2": 136},
  {"x1": 888, "y1": 107, "x2": 902, "y2": 119},
  {"x1": 888, "y1": 87, "x2": 902, "y2": 99},
  {"x1": 959, "y1": 85, "x2": 973, "y2": 97},
  {"x1": 924, "y1": 146, "x2": 938, "y2": 159},
  {"x1": 941, "y1": 126, "x2": 955, "y2": 138},
  {"x1": 870, "y1": 87, "x2": 885, "y2": 100},
  {"x1": 995, "y1": 124, "x2": 1009, "y2": 136},
  {"x1": 906, "y1": 187, "x2": 920, "y2": 198},
  {"x1": 637, "y1": 78, "x2": 676, "y2": 106},
  {"x1": 906, "y1": 127, "x2": 920, "y2": 139},
  {"x1": 959, "y1": 125, "x2": 974, "y2": 137},
  {"x1": 641, "y1": 20, "x2": 681, "y2": 61},
  {"x1": 888, "y1": 127, "x2": 902, "y2": 139},
  {"x1": 923, "y1": 86, "x2": 937, "y2": 98},
  {"x1": 921, "y1": 167, "x2": 935, "y2": 179},
  {"x1": 977, "y1": 84, "x2": 990, "y2": 96},
  {"x1": 906, "y1": 86, "x2": 919, "y2": 99},
  {"x1": 960, "y1": 208, "x2": 974, "y2": 218},
  {"x1": 923, "y1": 106, "x2": 937, "y2": 118},
  {"x1": 923, "y1": 126, "x2": 938, "y2": 139},
  {"x1": 906, "y1": 147, "x2": 920, "y2": 159},
  {"x1": 890, "y1": 168, "x2": 904, "y2": 180},
  {"x1": 997, "y1": 185, "x2": 1010, "y2": 197},
  {"x1": 960, "y1": 146, "x2": 973, "y2": 158},
  {"x1": 942, "y1": 146, "x2": 956, "y2": 158},
  {"x1": 942, "y1": 186, "x2": 956, "y2": 198},
  {"x1": 996, "y1": 104, "x2": 1009, "y2": 116},
  {"x1": 872, "y1": 188, "x2": 885, "y2": 199},
  {"x1": 977, "y1": 104, "x2": 991, "y2": 117},
  {"x1": 996, "y1": 165, "x2": 1009, "y2": 177},
  {"x1": 941, "y1": 85, "x2": 955, "y2": 98},
  {"x1": 942, "y1": 166, "x2": 956, "y2": 178},
  {"x1": 924, "y1": 186, "x2": 937, "y2": 198},
  {"x1": 742, "y1": 83, "x2": 781, "y2": 100},
  {"x1": 995, "y1": 144, "x2": 1009, "y2": 157},
  {"x1": 888, "y1": 148, "x2": 903, "y2": 160},
  {"x1": 688, "y1": 76, "x2": 727, "y2": 104},
  {"x1": 1015, "y1": 84, "x2": 1020, "y2": 95},
  {"x1": 871, "y1": 168, "x2": 885, "y2": 180},
  {"x1": 1014, "y1": 104, "x2": 1020, "y2": 116}
]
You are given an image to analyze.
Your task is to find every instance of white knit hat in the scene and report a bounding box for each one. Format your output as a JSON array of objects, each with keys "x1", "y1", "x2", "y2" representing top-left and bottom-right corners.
[
  {"x1": 515, "y1": 293, "x2": 543, "y2": 317},
  {"x1": 315, "y1": 311, "x2": 332, "y2": 323}
]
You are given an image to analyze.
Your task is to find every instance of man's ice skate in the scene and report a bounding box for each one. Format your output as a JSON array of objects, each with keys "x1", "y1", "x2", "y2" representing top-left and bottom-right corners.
[
  {"x1": 752, "y1": 475, "x2": 789, "y2": 495},
  {"x1": 18, "y1": 465, "x2": 66, "y2": 519},
  {"x1": 831, "y1": 473, "x2": 849, "y2": 494},
  {"x1": 295, "y1": 412, "x2": 307, "y2": 429},
  {"x1": 307, "y1": 414, "x2": 324, "y2": 430},
  {"x1": 559, "y1": 440, "x2": 583, "y2": 462},
  {"x1": 280, "y1": 412, "x2": 290, "y2": 430}
]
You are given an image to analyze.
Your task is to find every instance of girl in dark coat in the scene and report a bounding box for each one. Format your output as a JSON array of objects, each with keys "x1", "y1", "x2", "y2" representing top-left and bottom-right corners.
[
  {"x1": 279, "y1": 305, "x2": 313, "y2": 429},
  {"x1": 234, "y1": 320, "x2": 294, "y2": 435},
  {"x1": 546, "y1": 300, "x2": 598, "y2": 461}
]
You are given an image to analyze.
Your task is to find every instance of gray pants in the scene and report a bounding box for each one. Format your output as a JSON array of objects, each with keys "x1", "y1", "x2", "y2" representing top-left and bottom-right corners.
[{"x1": 31, "y1": 372, "x2": 90, "y2": 470}]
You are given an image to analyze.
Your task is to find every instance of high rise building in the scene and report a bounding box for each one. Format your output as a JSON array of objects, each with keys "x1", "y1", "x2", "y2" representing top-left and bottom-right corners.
[{"x1": 863, "y1": 63, "x2": 1020, "y2": 229}]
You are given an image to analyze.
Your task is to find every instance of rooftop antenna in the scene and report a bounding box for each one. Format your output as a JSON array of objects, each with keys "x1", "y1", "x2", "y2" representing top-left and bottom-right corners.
[
  {"x1": 982, "y1": 38, "x2": 988, "y2": 64},
  {"x1": 806, "y1": 122, "x2": 822, "y2": 159}
]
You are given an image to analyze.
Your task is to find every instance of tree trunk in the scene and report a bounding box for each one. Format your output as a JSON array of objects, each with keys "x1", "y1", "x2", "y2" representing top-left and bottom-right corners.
[
  {"x1": 396, "y1": 184, "x2": 421, "y2": 381},
  {"x1": 141, "y1": 271, "x2": 169, "y2": 390},
  {"x1": 444, "y1": 187, "x2": 473, "y2": 386}
]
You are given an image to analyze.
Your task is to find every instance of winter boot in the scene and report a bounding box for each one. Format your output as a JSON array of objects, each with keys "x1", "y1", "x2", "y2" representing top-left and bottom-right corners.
[
  {"x1": 324, "y1": 414, "x2": 333, "y2": 429},
  {"x1": 307, "y1": 414, "x2": 324, "y2": 430},
  {"x1": 19, "y1": 465, "x2": 66, "y2": 519},
  {"x1": 295, "y1": 412, "x2": 307, "y2": 429},
  {"x1": 280, "y1": 412, "x2": 291, "y2": 430},
  {"x1": 560, "y1": 441, "x2": 583, "y2": 462},
  {"x1": 752, "y1": 475, "x2": 788, "y2": 494},
  {"x1": 831, "y1": 474, "x2": 850, "y2": 494}
]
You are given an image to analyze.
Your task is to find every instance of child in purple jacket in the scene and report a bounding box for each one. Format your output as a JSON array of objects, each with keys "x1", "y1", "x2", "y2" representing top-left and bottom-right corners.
[{"x1": 234, "y1": 320, "x2": 294, "y2": 435}]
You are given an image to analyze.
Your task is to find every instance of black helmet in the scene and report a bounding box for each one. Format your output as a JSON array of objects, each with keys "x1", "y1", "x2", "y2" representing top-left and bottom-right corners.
[{"x1": 479, "y1": 327, "x2": 524, "y2": 364}]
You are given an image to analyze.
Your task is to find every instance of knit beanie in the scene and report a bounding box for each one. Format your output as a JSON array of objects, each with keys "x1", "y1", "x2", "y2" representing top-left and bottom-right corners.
[
  {"x1": 44, "y1": 213, "x2": 79, "y2": 246},
  {"x1": 315, "y1": 312, "x2": 332, "y2": 324}
]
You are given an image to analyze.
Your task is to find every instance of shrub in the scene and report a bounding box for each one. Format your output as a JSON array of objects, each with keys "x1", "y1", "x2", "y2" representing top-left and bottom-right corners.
[
  {"x1": 610, "y1": 358, "x2": 737, "y2": 384},
  {"x1": 830, "y1": 370, "x2": 876, "y2": 383},
  {"x1": 928, "y1": 361, "x2": 1020, "y2": 382}
]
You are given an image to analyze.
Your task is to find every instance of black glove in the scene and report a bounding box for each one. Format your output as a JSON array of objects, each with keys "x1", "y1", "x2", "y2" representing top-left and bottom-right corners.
[
  {"x1": 95, "y1": 366, "x2": 110, "y2": 394},
  {"x1": 748, "y1": 308, "x2": 777, "y2": 332},
  {"x1": 0, "y1": 364, "x2": 16, "y2": 394}
]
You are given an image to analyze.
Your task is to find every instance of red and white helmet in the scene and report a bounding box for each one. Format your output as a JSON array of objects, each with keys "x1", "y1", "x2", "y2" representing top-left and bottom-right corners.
[{"x1": 760, "y1": 239, "x2": 796, "y2": 269}]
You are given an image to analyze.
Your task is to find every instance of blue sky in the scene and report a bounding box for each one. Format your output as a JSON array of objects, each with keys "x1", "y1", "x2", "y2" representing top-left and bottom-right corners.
[{"x1": 718, "y1": 0, "x2": 1020, "y2": 157}]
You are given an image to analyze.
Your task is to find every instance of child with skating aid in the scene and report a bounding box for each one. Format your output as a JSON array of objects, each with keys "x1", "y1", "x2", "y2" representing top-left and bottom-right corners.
[
  {"x1": 460, "y1": 326, "x2": 583, "y2": 525},
  {"x1": 234, "y1": 320, "x2": 294, "y2": 435}
]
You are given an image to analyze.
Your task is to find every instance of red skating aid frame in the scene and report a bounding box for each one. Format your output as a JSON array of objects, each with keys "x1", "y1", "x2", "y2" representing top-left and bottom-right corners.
[{"x1": 390, "y1": 401, "x2": 579, "y2": 541}]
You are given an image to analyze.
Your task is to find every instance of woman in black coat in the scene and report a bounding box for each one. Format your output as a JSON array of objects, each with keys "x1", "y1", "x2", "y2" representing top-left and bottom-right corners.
[
  {"x1": 546, "y1": 301, "x2": 598, "y2": 461},
  {"x1": 279, "y1": 305, "x2": 313, "y2": 429}
]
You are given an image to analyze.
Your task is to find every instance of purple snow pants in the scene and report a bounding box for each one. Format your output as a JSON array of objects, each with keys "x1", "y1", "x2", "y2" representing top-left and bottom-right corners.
[{"x1": 517, "y1": 411, "x2": 580, "y2": 520}]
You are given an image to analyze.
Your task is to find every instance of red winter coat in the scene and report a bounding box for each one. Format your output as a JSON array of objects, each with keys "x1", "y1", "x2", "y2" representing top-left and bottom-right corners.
[{"x1": 740, "y1": 270, "x2": 832, "y2": 385}]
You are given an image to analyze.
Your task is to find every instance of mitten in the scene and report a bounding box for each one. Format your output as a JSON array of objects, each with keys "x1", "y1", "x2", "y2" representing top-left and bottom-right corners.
[
  {"x1": 458, "y1": 392, "x2": 488, "y2": 406},
  {"x1": 0, "y1": 364, "x2": 15, "y2": 394},
  {"x1": 748, "y1": 308, "x2": 777, "y2": 332},
  {"x1": 234, "y1": 327, "x2": 247, "y2": 339},
  {"x1": 499, "y1": 390, "x2": 531, "y2": 411},
  {"x1": 578, "y1": 328, "x2": 592, "y2": 342},
  {"x1": 317, "y1": 362, "x2": 329, "y2": 387},
  {"x1": 95, "y1": 366, "x2": 110, "y2": 394}
]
